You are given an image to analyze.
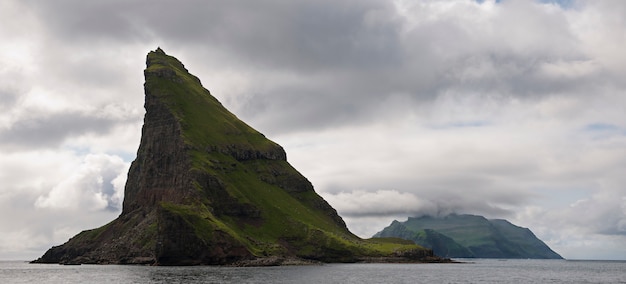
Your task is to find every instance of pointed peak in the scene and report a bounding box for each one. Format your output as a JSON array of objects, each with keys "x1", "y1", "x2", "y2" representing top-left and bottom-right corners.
[
  {"x1": 147, "y1": 47, "x2": 168, "y2": 61},
  {"x1": 147, "y1": 47, "x2": 174, "y2": 64},
  {"x1": 145, "y1": 48, "x2": 190, "y2": 78}
]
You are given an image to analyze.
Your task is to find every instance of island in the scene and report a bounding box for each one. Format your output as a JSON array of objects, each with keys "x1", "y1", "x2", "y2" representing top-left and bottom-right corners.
[
  {"x1": 374, "y1": 214, "x2": 562, "y2": 259},
  {"x1": 32, "y1": 48, "x2": 446, "y2": 266}
]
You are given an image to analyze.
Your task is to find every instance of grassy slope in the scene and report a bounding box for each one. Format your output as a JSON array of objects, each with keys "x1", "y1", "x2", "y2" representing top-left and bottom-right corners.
[
  {"x1": 144, "y1": 49, "x2": 424, "y2": 260},
  {"x1": 402, "y1": 215, "x2": 510, "y2": 257}
]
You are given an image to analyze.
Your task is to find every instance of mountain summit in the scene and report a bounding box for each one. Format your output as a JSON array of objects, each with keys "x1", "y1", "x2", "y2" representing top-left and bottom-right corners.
[{"x1": 33, "y1": 48, "x2": 437, "y2": 265}]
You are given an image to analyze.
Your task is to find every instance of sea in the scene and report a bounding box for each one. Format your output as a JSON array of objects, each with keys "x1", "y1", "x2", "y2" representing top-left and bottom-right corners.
[{"x1": 1, "y1": 259, "x2": 624, "y2": 283}]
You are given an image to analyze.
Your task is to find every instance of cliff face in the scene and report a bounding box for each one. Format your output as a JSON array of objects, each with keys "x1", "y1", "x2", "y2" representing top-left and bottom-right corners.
[
  {"x1": 374, "y1": 214, "x2": 563, "y2": 259},
  {"x1": 33, "y1": 48, "x2": 433, "y2": 265}
]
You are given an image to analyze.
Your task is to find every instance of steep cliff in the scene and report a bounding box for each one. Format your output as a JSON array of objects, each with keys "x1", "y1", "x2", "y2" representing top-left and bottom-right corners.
[
  {"x1": 374, "y1": 214, "x2": 563, "y2": 259},
  {"x1": 32, "y1": 48, "x2": 435, "y2": 265}
]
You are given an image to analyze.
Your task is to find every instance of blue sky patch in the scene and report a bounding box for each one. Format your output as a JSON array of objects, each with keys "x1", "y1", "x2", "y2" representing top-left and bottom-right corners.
[
  {"x1": 584, "y1": 123, "x2": 620, "y2": 132},
  {"x1": 476, "y1": 0, "x2": 575, "y2": 9}
]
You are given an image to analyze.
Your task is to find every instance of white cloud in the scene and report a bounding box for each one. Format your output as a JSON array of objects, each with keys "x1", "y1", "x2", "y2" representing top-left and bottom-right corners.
[
  {"x1": 324, "y1": 190, "x2": 427, "y2": 217},
  {"x1": 35, "y1": 154, "x2": 129, "y2": 212},
  {"x1": 0, "y1": 150, "x2": 128, "y2": 260}
]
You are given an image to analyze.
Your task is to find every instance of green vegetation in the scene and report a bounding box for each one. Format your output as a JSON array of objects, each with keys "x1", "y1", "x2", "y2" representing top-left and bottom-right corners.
[
  {"x1": 144, "y1": 49, "x2": 277, "y2": 153},
  {"x1": 73, "y1": 223, "x2": 110, "y2": 243},
  {"x1": 143, "y1": 48, "x2": 428, "y2": 262}
]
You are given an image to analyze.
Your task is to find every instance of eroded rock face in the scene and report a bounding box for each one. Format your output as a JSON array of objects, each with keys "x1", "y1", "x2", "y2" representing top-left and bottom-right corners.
[
  {"x1": 123, "y1": 91, "x2": 192, "y2": 213},
  {"x1": 33, "y1": 48, "x2": 435, "y2": 265}
]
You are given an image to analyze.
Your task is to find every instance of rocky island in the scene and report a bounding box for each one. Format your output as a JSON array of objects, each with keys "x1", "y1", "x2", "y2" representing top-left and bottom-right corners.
[
  {"x1": 32, "y1": 48, "x2": 442, "y2": 265},
  {"x1": 374, "y1": 214, "x2": 562, "y2": 259}
]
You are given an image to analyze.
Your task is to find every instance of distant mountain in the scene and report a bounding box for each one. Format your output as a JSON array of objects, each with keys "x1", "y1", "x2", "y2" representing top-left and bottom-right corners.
[
  {"x1": 374, "y1": 214, "x2": 562, "y2": 259},
  {"x1": 31, "y1": 48, "x2": 439, "y2": 266}
]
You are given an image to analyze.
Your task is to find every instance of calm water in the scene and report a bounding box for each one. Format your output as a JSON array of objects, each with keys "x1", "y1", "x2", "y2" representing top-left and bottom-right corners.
[{"x1": 1, "y1": 259, "x2": 625, "y2": 283}]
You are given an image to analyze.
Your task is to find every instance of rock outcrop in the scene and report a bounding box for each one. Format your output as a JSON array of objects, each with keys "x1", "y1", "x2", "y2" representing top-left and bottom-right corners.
[{"x1": 32, "y1": 48, "x2": 437, "y2": 265}]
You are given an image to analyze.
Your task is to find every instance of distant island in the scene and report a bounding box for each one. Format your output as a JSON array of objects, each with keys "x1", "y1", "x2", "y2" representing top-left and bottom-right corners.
[
  {"x1": 374, "y1": 214, "x2": 563, "y2": 259},
  {"x1": 31, "y1": 48, "x2": 446, "y2": 266}
]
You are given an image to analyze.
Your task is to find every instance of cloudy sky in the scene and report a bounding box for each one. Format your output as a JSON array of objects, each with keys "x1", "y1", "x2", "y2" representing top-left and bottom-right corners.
[{"x1": 1, "y1": 0, "x2": 626, "y2": 260}]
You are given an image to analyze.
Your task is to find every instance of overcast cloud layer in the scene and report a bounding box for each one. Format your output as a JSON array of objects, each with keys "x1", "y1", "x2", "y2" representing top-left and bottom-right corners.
[{"x1": 1, "y1": 0, "x2": 625, "y2": 260}]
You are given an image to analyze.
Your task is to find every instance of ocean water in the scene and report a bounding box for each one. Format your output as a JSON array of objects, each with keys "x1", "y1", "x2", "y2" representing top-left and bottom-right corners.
[{"x1": 1, "y1": 259, "x2": 624, "y2": 283}]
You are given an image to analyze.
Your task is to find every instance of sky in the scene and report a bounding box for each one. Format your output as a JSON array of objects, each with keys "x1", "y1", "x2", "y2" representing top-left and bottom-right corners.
[{"x1": 1, "y1": 0, "x2": 625, "y2": 261}]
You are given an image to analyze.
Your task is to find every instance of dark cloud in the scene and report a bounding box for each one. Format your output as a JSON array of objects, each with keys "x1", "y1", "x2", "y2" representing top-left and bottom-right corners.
[
  {"x1": 25, "y1": 0, "x2": 148, "y2": 42},
  {"x1": 23, "y1": 0, "x2": 606, "y2": 136},
  {"x1": 0, "y1": 110, "x2": 130, "y2": 149},
  {"x1": 145, "y1": 0, "x2": 402, "y2": 72},
  {"x1": 27, "y1": 0, "x2": 401, "y2": 70}
]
